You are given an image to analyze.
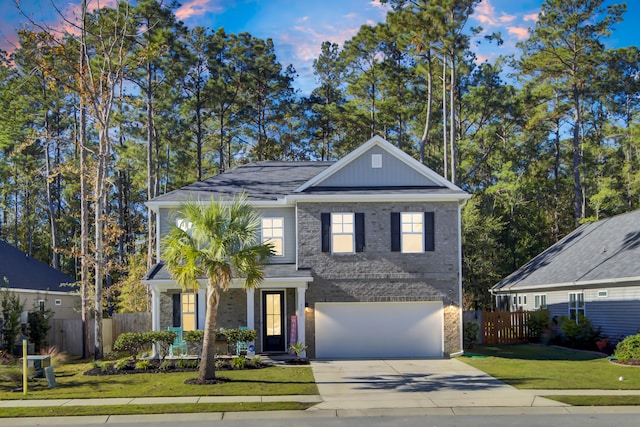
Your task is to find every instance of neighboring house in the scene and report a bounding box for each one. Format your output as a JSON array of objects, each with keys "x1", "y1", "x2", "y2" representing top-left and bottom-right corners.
[
  {"x1": 491, "y1": 209, "x2": 640, "y2": 342},
  {"x1": 0, "y1": 240, "x2": 79, "y2": 321},
  {"x1": 144, "y1": 136, "x2": 470, "y2": 358}
]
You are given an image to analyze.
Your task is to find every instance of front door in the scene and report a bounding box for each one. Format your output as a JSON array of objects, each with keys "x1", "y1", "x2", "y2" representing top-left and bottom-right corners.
[{"x1": 262, "y1": 291, "x2": 285, "y2": 352}]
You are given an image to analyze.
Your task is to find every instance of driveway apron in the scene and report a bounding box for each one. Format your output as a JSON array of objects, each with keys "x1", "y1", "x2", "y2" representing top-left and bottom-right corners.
[{"x1": 309, "y1": 359, "x2": 565, "y2": 410}]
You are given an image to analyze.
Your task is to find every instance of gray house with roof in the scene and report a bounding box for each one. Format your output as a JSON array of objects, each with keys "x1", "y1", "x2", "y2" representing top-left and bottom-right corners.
[
  {"x1": 0, "y1": 240, "x2": 79, "y2": 322},
  {"x1": 491, "y1": 209, "x2": 640, "y2": 341},
  {"x1": 144, "y1": 136, "x2": 470, "y2": 358}
]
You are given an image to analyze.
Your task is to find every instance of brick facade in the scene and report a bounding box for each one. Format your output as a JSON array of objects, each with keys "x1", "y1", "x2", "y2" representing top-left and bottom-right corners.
[{"x1": 297, "y1": 201, "x2": 462, "y2": 357}]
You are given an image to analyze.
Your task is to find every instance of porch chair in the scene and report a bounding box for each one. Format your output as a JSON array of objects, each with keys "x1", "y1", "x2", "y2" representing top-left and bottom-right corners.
[
  {"x1": 168, "y1": 326, "x2": 188, "y2": 357},
  {"x1": 236, "y1": 326, "x2": 249, "y2": 356}
]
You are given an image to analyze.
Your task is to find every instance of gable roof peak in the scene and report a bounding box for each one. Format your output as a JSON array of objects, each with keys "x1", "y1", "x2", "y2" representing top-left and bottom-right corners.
[{"x1": 294, "y1": 135, "x2": 464, "y2": 193}]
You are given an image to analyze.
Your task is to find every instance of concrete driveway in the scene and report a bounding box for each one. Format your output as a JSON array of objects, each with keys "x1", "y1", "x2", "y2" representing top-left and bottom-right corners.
[{"x1": 309, "y1": 358, "x2": 565, "y2": 411}]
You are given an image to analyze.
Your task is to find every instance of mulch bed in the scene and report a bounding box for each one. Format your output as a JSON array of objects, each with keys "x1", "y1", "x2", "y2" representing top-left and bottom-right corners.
[{"x1": 284, "y1": 358, "x2": 310, "y2": 365}]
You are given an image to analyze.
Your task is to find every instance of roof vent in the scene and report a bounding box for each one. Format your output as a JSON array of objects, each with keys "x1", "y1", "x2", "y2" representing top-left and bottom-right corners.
[{"x1": 371, "y1": 154, "x2": 382, "y2": 168}]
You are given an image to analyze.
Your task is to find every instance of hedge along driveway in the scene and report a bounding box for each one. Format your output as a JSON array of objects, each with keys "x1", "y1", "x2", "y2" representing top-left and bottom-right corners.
[
  {"x1": 0, "y1": 361, "x2": 318, "y2": 400},
  {"x1": 460, "y1": 344, "x2": 640, "y2": 390}
]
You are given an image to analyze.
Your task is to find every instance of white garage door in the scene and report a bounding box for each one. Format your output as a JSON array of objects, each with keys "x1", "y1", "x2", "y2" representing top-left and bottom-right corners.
[{"x1": 315, "y1": 301, "x2": 443, "y2": 359}]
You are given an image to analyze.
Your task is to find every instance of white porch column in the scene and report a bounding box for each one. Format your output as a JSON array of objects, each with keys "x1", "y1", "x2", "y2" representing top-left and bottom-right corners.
[
  {"x1": 197, "y1": 288, "x2": 206, "y2": 330},
  {"x1": 246, "y1": 288, "x2": 255, "y2": 329},
  {"x1": 296, "y1": 286, "x2": 306, "y2": 357},
  {"x1": 151, "y1": 285, "x2": 161, "y2": 332}
]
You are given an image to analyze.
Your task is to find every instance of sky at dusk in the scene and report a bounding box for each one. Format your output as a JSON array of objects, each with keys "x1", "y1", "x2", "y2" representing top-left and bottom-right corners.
[{"x1": 0, "y1": 0, "x2": 638, "y2": 94}]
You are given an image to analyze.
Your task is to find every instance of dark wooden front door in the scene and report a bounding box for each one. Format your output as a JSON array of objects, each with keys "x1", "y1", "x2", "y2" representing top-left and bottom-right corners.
[{"x1": 262, "y1": 291, "x2": 285, "y2": 352}]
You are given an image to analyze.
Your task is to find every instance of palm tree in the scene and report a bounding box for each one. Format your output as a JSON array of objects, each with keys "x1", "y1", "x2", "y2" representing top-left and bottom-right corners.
[{"x1": 162, "y1": 196, "x2": 272, "y2": 382}]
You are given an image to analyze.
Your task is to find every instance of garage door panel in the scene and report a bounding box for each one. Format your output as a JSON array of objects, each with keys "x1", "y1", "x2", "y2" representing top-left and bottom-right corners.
[{"x1": 315, "y1": 302, "x2": 442, "y2": 359}]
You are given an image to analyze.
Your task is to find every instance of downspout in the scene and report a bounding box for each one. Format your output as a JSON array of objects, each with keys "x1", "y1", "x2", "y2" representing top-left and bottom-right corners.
[{"x1": 451, "y1": 198, "x2": 468, "y2": 357}]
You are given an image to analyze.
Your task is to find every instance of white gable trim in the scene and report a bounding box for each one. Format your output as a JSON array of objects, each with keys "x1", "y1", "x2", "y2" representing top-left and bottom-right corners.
[{"x1": 294, "y1": 136, "x2": 463, "y2": 193}]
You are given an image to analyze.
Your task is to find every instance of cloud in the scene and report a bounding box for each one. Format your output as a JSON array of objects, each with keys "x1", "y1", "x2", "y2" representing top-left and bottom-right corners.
[
  {"x1": 298, "y1": 16, "x2": 309, "y2": 23},
  {"x1": 286, "y1": 24, "x2": 358, "y2": 61},
  {"x1": 368, "y1": 0, "x2": 389, "y2": 11},
  {"x1": 523, "y1": 13, "x2": 539, "y2": 22},
  {"x1": 175, "y1": 0, "x2": 224, "y2": 21},
  {"x1": 507, "y1": 26, "x2": 529, "y2": 41}
]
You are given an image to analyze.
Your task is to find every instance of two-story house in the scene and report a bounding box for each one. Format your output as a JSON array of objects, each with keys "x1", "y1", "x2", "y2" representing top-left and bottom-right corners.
[{"x1": 144, "y1": 136, "x2": 470, "y2": 358}]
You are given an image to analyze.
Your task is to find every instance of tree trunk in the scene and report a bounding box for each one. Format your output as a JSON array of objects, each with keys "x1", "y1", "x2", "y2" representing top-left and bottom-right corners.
[
  {"x1": 419, "y1": 49, "x2": 433, "y2": 164},
  {"x1": 449, "y1": 52, "x2": 456, "y2": 185},
  {"x1": 199, "y1": 281, "x2": 221, "y2": 381},
  {"x1": 442, "y1": 57, "x2": 448, "y2": 180},
  {"x1": 572, "y1": 84, "x2": 583, "y2": 226},
  {"x1": 79, "y1": 0, "x2": 91, "y2": 360},
  {"x1": 146, "y1": 58, "x2": 156, "y2": 269}
]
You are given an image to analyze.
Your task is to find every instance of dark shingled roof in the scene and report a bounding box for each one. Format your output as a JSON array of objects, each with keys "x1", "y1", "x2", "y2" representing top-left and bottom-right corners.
[
  {"x1": 144, "y1": 262, "x2": 312, "y2": 281},
  {"x1": 150, "y1": 161, "x2": 334, "y2": 203},
  {"x1": 0, "y1": 240, "x2": 76, "y2": 292},
  {"x1": 493, "y1": 209, "x2": 640, "y2": 291}
]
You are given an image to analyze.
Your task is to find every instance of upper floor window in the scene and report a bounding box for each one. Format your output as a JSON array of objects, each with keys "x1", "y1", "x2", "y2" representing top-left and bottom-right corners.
[
  {"x1": 568, "y1": 292, "x2": 584, "y2": 321},
  {"x1": 321, "y1": 212, "x2": 365, "y2": 254},
  {"x1": 262, "y1": 217, "x2": 284, "y2": 256},
  {"x1": 401, "y1": 213, "x2": 424, "y2": 253},
  {"x1": 176, "y1": 218, "x2": 193, "y2": 232},
  {"x1": 391, "y1": 212, "x2": 434, "y2": 253}
]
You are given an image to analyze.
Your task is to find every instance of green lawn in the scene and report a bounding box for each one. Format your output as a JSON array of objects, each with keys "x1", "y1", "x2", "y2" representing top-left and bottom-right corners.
[
  {"x1": 460, "y1": 344, "x2": 640, "y2": 389},
  {"x1": 0, "y1": 360, "x2": 318, "y2": 400}
]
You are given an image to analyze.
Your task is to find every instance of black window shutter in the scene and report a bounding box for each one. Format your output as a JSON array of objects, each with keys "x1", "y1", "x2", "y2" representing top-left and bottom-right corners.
[
  {"x1": 391, "y1": 212, "x2": 400, "y2": 252},
  {"x1": 172, "y1": 294, "x2": 181, "y2": 327},
  {"x1": 194, "y1": 292, "x2": 199, "y2": 329},
  {"x1": 424, "y1": 212, "x2": 435, "y2": 251},
  {"x1": 355, "y1": 213, "x2": 365, "y2": 252},
  {"x1": 321, "y1": 213, "x2": 331, "y2": 252}
]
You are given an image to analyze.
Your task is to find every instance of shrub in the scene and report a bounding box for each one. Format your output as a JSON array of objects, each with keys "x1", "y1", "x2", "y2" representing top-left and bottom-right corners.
[
  {"x1": 288, "y1": 342, "x2": 308, "y2": 358},
  {"x1": 0, "y1": 289, "x2": 25, "y2": 354},
  {"x1": 187, "y1": 359, "x2": 198, "y2": 369},
  {"x1": 463, "y1": 322, "x2": 480, "y2": 350},
  {"x1": 113, "y1": 332, "x2": 150, "y2": 360},
  {"x1": 27, "y1": 304, "x2": 52, "y2": 352},
  {"x1": 231, "y1": 356, "x2": 248, "y2": 369},
  {"x1": 114, "y1": 359, "x2": 130, "y2": 371},
  {"x1": 614, "y1": 334, "x2": 640, "y2": 362},
  {"x1": 184, "y1": 330, "x2": 204, "y2": 356},
  {"x1": 527, "y1": 310, "x2": 550, "y2": 343},
  {"x1": 176, "y1": 358, "x2": 188, "y2": 369},
  {"x1": 135, "y1": 359, "x2": 152, "y2": 370},
  {"x1": 250, "y1": 355, "x2": 263, "y2": 367},
  {"x1": 159, "y1": 360, "x2": 173, "y2": 371},
  {"x1": 558, "y1": 315, "x2": 602, "y2": 350},
  {"x1": 215, "y1": 359, "x2": 229, "y2": 370},
  {"x1": 147, "y1": 331, "x2": 176, "y2": 361},
  {"x1": 224, "y1": 328, "x2": 257, "y2": 346}
]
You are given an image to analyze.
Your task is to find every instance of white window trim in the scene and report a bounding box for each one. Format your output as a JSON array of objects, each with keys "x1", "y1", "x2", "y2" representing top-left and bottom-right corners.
[
  {"x1": 597, "y1": 290, "x2": 608, "y2": 298},
  {"x1": 400, "y1": 212, "x2": 424, "y2": 254},
  {"x1": 534, "y1": 294, "x2": 547, "y2": 309},
  {"x1": 568, "y1": 292, "x2": 585, "y2": 321},
  {"x1": 261, "y1": 217, "x2": 284, "y2": 257},
  {"x1": 331, "y1": 213, "x2": 355, "y2": 254}
]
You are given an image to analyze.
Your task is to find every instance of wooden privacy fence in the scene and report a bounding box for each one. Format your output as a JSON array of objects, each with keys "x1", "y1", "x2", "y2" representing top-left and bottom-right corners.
[
  {"x1": 47, "y1": 312, "x2": 151, "y2": 355},
  {"x1": 482, "y1": 311, "x2": 530, "y2": 345}
]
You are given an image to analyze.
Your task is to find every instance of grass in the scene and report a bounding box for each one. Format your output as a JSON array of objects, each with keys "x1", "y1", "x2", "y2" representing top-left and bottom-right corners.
[
  {"x1": 459, "y1": 344, "x2": 640, "y2": 389},
  {"x1": 544, "y1": 395, "x2": 640, "y2": 406},
  {"x1": 0, "y1": 402, "x2": 314, "y2": 418},
  {"x1": 0, "y1": 360, "x2": 318, "y2": 400}
]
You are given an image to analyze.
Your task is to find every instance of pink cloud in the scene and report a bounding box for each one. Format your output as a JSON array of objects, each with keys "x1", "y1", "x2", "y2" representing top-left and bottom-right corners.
[
  {"x1": 175, "y1": 0, "x2": 223, "y2": 21},
  {"x1": 474, "y1": 0, "x2": 498, "y2": 26},
  {"x1": 508, "y1": 26, "x2": 529, "y2": 41},
  {"x1": 287, "y1": 24, "x2": 358, "y2": 61},
  {"x1": 523, "y1": 13, "x2": 539, "y2": 22},
  {"x1": 499, "y1": 14, "x2": 516, "y2": 23},
  {"x1": 368, "y1": 0, "x2": 390, "y2": 11}
]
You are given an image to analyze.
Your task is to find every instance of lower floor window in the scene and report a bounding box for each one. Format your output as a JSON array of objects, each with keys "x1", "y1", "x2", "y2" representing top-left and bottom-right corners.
[
  {"x1": 569, "y1": 292, "x2": 584, "y2": 321},
  {"x1": 534, "y1": 294, "x2": 546, "y2": 309},
  {"x1": 182, "y1": 293, "x2": 196, "y2": 331}
]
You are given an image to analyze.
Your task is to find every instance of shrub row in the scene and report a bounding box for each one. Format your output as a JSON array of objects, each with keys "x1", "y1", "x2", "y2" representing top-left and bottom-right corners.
[{"x1": 113, "y1": 331, "x2": 176, "y2": 360}]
